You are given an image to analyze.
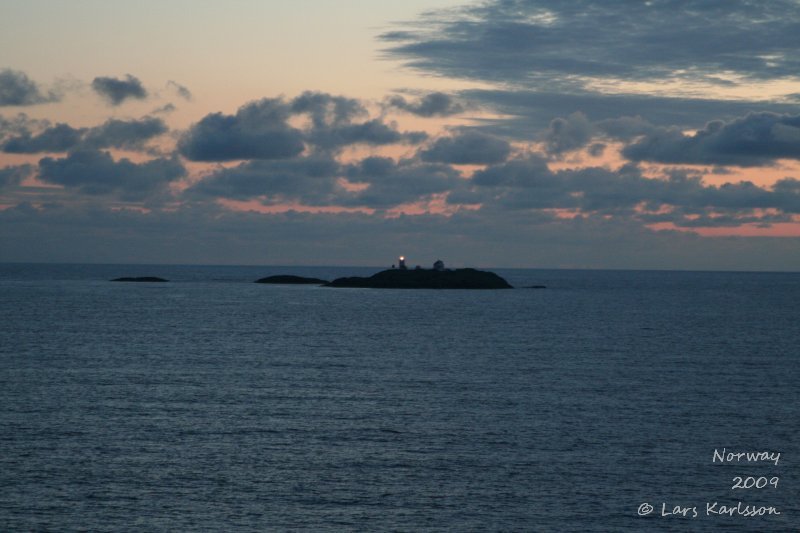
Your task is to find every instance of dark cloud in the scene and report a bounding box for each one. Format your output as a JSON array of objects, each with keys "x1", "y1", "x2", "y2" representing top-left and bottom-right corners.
[
  {"x1": 773, "y1": 177, "x2": 800, "y2": 194},
  {"x1": 343, "y1": 156, "x2": 463, "y2": 207},
  {"x1": 477, "y1": 108, "x2": 800, "y2": 164},
  {"x1": 83, "y1": 117, "x2": 168, "y2": 150},
  {"x1": 460, "y1": 89, "x2": 800, "y2": 138},
  {"x1": 91, "y1": 74, "x2": 148, "y2": 106},
  {"x1": 308, "y1": 118, "x2": 426, "y2": 150},
  {"x1": 179, "y1": 93, "x2": 426, "y2": 161},
  {"x1": 0, "y1": 164, "x2": 33, "y2": 189},
  {"x1": 587, "y1": 143, "x2": 605, "y2": 157},
  {"x1": 37, "y1": 149, "x2": 184, "y2": 200},
  {"x1": 187, "y1": 153, "x2": 462, "y2": 209},
  {"x1": 465, "y1": 156, "x2": 800, "y2": 217},
  {"x1": 383, "y1": 2, "x2": 800, "y2": 135},
  {"x1": 0, "y1": 113, "x2": 48, "y2": 138},
  {"x1": 387, "y1": 92, "x2": 464, "y2": 117},
  {"x1": 0, "y1": 69, "x2": 58, "y2": 106},
  {"x1": 471, "y1": 154, "x2": 551, "y2": 188},
  {"x1": 419, "y1": 130, "x2": 510, "y2": 164},
  {"x1": 383, "y1": 1, "x2": 800, "y2": 87},
  {"x1": 623, "y1": 113, "x2": 800, "y2": 166},
  {"x1": 290, "y1": 91, "x2": 425, "y2": 150},
  {"x1": 178, "y1": 98, "x2": 305, "y2": 161},
  {"x1": 291, "y1": 92, "x2": 365, "y2": 126},
  {"x1": 3, "y1": 124, "x2": 84, "y2": 153},
  {"x1": 545, "y1": 112, "x2": 593, "y2": 154},
  {"x1": 167, "y1": 80, "x2": 192, "y2": 101},
  {"x1": 538, "y1": 114, "x2": 655, "y2": 155},
  {"x1": 187, "y1": 155, "x2": 340, "y2": 204},
  {"x1": 469, "y1": 155, "x2": 573, "y2": 208},
  {"x1": 2, "y1": 117, "x2": 168, "y2": 153}
]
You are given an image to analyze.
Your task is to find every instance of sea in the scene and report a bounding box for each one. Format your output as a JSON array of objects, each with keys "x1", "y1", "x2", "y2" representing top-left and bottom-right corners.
[{"x1": 1, "y1": 263, "x2": 798, "y2": 532}]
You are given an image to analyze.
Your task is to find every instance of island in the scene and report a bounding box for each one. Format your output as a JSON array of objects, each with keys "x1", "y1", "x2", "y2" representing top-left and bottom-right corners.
[
  {"x1": 110, "y1": 277, "x2": 169, "y2": 282},
  {"x1": 326, "y1": 267, "x2": 512, "y2": 289},
  {"x1": 255, "y1": 275, "x2": 328, "y2": 285}
]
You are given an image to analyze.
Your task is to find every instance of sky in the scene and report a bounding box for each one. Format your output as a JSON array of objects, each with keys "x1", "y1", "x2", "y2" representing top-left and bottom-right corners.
[{"x1": 2, "y1": 0, "x2": 800, "y2": 270}]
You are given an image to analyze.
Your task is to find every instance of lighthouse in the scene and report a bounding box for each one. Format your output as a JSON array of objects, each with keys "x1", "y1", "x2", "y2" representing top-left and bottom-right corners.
[{"x1": 398, "y1": 256, "x2": 407, "y2": 270}]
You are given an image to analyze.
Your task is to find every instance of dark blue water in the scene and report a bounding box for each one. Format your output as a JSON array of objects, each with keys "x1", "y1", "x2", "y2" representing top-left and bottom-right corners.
[{"x1": 1, "y1": 264, "x2": 798, "y2": 531}]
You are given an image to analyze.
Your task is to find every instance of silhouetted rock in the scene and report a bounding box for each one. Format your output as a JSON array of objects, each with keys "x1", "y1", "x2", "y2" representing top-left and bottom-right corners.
[
  {"x1": 255, "y1": 275, "x2": 328, "y2": 285},
  {"x1": 111, "y1": 277, "x2": 168, "y2": 282},
  {"x1": 326, "y1": 268, "x2": 512, "y2": 289},
  {"x1": 524, "y1": 285, "x2": 547, "y2": 289}
]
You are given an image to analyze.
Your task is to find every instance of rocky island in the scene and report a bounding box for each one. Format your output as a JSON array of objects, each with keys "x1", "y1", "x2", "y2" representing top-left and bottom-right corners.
[
  {"x1": 326, "y1": 260, "x2": 512, "y2": 289},
  {"x1": 255, "y1": 275, "x2": 328, "y2": 285}
]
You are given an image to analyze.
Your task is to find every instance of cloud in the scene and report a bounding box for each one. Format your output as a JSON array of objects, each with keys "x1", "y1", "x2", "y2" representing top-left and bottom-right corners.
[
  {"x1": 383, "y1": 2, "x2": 800, "y2": 135},
  {"x1": 383, "y1": 1, "x2": 800, "y2": 87},
  {"x1": 0, "y1": 113, "x2": 49, "y2": 138},
  {"x1": 179, "y1": 92, "x2": 426, "y2": 161},
  {"x1": 343, "y1": 156, "x2": 463, "y2": 207},
  {"x1": 91, "y1": 74, "x2": 148, "y2": 106},
  {"x1": 0, "y1": 69, "x2": 59, "y2": 106},
  {"x1": 187, "y1": 153, "x2": 463, "y2": 209},
  {"x1": 152, "y1": 103, "x2": 176, "y2": 114},
  {"x1": 0, "y1": 164, "x2": 33, "y2": 190},
  {"x1": 773, "y1": 177, "x2": 800, "y2": 194},
  {"x1": 3, "y1": 123, "x2": 84, "y2": 153},
  {"x1": 290, "y1": 91, "x2": 425, "y2": 150},
  {"x1": 37, "y1": 149, "x2": 185, "y2": 200},
  {"x1": 465, "y1": 155, "x2": 800, "y2": 217},
  {"x1": 623, "y1": 113, "x2": 800, "y2": 166},
  {"x1": 468, "y1": 155, "x2": 574, "y2": 208},
  {"x1": 83, "y1": 117, "x2": 168, "y2": 150},
  {"x1": 459, "y1": 89, "x2": 800, "y2": 138},
  {"x1": 544, "y1": 112, "x2": 593, "y2": 154},
  {"x1": 419, "y1": 130, "x2": 510, "y2": 164},
  {"x1": 291, "y1": 91, "x2": 366, "y2": 126},
  {"x1": 178, "y1": 98, "x2": 304, "y2": 161},
  {"x1": 587, "y1": 143, "x2": 605, "y2": 157},
  {"x1": 387, "y1": 92, "x2": 464, "y2": 117},
  {"x1": 308, "y1": 118, "x2": 426, "y2": 150},
  {"x1": 537, "y1": 113, "x2": 656, "y2": 155},
  {"x1": 477, "y1": 109, "x2": 800, "y2": 164},
  {"x1": 167, "y1": 80, "x2": 192, "y2": 101},
  {"x1": 2, "y1": 117, "x2": 168, "y2": 153},
  {"x1": 187, "y1": 155, "x2": 340, "y2": 204}
]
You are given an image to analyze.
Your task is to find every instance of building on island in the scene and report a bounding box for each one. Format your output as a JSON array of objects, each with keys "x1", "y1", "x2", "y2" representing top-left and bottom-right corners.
[{"x1": 395, "y1": 257, "x2": 446, "y2": 271}]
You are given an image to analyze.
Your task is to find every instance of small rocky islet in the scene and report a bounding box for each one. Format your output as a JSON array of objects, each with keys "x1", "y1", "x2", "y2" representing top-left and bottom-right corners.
[{"x1": 324, "y1": 267, "x2": 512, "y2": 289}]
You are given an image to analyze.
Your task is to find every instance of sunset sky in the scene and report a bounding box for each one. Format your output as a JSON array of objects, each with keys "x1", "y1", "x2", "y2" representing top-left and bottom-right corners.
[{"x1": 2, "y1": 0, "x2": 800, "y2": 270}]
